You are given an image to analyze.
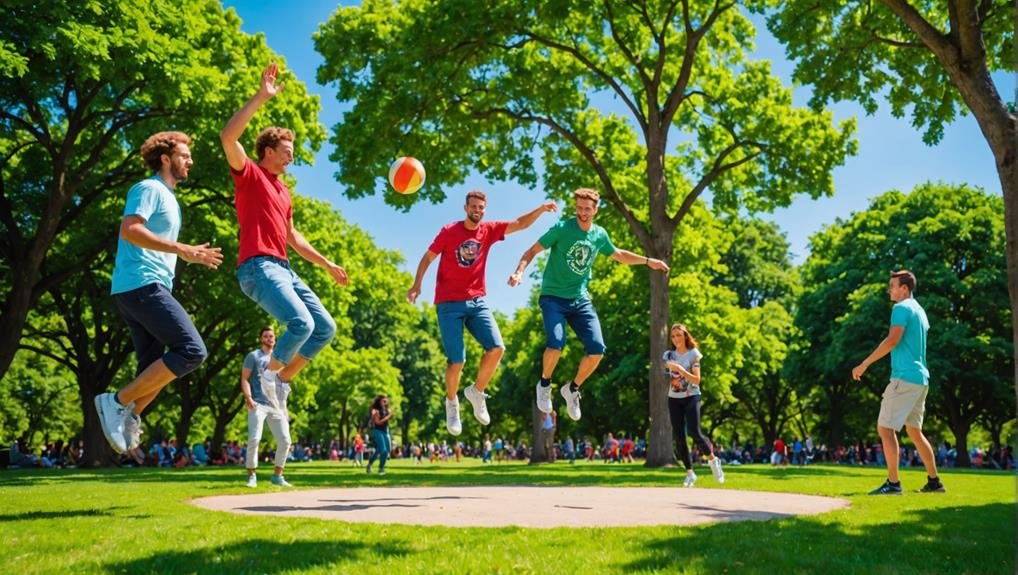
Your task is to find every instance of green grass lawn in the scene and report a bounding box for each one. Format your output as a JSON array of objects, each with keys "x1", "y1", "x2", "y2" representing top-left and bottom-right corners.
[{"x1": 1, "y1": 459, "x2": 1013, "y2": 574}]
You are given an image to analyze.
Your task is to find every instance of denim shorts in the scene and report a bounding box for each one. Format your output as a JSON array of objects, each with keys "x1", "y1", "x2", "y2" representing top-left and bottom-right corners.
[
  {"x1": 237, "y1": 256, "x2": 336, "y2": 364},
  {"x1": 538, "y1": 295, "x2": 606, "y2": 355},
  {"x1": 436, "y1": 297, "x2": 504, "y2": 364}
]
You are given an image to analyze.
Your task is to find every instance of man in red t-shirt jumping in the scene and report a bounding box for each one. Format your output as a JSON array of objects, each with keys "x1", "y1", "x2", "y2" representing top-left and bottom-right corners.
[
  {"x1": 220, "y1": 63, "x2": 349, "y2": 413},
  {"x1": 408, "y1": 191, "x2": 556, "y2": 435}
]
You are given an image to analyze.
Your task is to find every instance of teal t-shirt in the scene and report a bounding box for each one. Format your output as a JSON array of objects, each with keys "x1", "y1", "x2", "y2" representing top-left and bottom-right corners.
[
  {"x1": 110, "y1": 176, "x2": 181, "y2": 295},
  {"x1": 537, "y1": 219, "x2": 616, "y2": 299},
  {"x1": 890, "y1": 297, "x2": 930, "y2": 385}
]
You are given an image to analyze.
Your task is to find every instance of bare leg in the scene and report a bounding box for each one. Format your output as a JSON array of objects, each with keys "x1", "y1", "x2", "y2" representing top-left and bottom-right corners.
[
  {"x1": 878, "y1": 425, "x2": 900, "y2": 483},
  {"x1": 474, "y1": 347, "x2": 504, "y2": 392},
  {"x1": 572, "y1": 354, "x2": 603, "y2": 387},
  {"x1": 131, "y1": 391, "x2": 160, "y2": 414},
  {"x1": 445, "y1": 362, "x2": 464, "y2": 400},
  {"x1": 905, "y1": 426, "x2": 940, "y2": 479},
  {"x1": 542, "y1": 348, "x2": 562, "y2": 380},
  {"x1": 117, "y1": 359, "x2": 175, "y2": 407},
  {"x1": 276, "y1": 355, "x2": 309, "y2": 382}
]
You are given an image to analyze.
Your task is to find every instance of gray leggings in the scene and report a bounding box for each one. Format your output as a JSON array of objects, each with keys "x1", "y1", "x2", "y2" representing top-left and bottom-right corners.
[{"x1": 668, "y1": 395, "x2": 714, "y2": 470}]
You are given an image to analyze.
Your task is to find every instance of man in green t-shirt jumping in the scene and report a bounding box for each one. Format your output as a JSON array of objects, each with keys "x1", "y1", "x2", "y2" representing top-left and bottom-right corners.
[
  {"x1": 509, "y1": 188, "x2": 670, "y2": 421},
  {"x1": 852, "y1": 270, "x2": 945, "y2": 495}
]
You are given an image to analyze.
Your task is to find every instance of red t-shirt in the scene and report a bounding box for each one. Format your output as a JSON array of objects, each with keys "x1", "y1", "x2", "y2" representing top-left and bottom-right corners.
[
  {"x1": 774, "y1": 439, "x2": 786, "y2": 454},
  {"x1": 232, "y1": 158, "x2": 292, "y2": 266},
  {"x1": 428, "y1": 220, "x2": 509, "y2": 304}
]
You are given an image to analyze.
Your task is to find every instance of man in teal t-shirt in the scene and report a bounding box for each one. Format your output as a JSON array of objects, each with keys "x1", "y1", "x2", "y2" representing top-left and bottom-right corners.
[
  {"x1": 509, "y1": 188, "x2": 670, "y2": 422},
  {"x1": 852, "y1": 270, "x2": 945, "y2": 495}
]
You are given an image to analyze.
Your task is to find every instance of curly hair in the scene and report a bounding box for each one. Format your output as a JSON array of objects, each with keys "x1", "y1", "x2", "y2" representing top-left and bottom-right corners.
[
  {"x1": 140, "y1": 132, "x2": 191, "y2": 172},
  {"x1": 573, "y1": 188, "x2": 600, "y2": 204},
  {"x1": 255, "y1": 127, "x2": 294, "y2": 160}
]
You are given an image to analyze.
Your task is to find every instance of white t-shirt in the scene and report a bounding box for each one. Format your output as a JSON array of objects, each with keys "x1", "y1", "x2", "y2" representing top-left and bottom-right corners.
[{"x1": 663, "y1": 347, "x2": 703, "y2": 399}]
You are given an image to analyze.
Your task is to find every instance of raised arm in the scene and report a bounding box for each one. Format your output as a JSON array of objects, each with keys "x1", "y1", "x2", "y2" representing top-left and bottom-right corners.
[
  {"x1": 505, "y1": 201, "x2": 558, "y2": 235},
  {"x1": 120, "y1": 216, "x2": 223, "y2": 269},
  {"x1": 220, "y1": 63, "x2": 285, "y2": 171},
  {"x1": 407, "y1": 250, "x2": 438, "y2": 303},
  {"x1": 508, "y1": 241, "x2": 546, "y2": 287},
  {"x1": 287, "y1": 224, "x2": 349, "y2": 286},
  {"x1": 610, "y1": 249, "x2": 670, "y2": 273}
]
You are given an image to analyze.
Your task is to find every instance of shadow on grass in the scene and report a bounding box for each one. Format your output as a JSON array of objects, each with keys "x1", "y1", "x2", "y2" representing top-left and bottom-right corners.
[
  {"x1": 624, "y1": 502, "x2": 1015, "y2": 575},
  {"x1": 0, "y1": 508, "x2": 116, "y2": 522},
  {"x1": 105, "y1": 537, "x2": 408, "y2": 574}
]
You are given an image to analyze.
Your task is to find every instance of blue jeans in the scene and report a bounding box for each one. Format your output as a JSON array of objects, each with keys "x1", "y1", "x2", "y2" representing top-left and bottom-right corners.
[
  {"x1": 368, "y1": 429, "x2": 390, "y2": 471},
  {"x1": 538, "y1": 295, "x2": 606, "y2": 354},
  {"x1": 113, "y1": 283, "x2": 207, "y2": 377},
  {"x1": 237, "y1": 256, "x2": 336, "y2": 365},
  {"x1": 436, "y1": 297, "x2": 504, "y2": 363}
]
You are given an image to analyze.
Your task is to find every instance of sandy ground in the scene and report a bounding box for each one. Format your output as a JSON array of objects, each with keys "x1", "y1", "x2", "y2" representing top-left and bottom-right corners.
[{"x1": 191, "y1": 485, "x2": 850, "y2": 528}]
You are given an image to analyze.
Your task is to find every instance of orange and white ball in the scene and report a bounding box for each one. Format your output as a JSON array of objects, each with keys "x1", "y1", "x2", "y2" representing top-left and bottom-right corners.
[{"x1": 388, "y1": 156, "x2": 426, "y2": 194}]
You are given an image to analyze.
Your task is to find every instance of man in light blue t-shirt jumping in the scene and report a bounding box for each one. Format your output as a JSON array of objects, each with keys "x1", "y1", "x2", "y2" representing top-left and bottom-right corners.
[
  {"x1": 509, "y1": 188, "x2": 669, "y2": 421},
  {"x1": 94, "y1": 132, "x2": 224, "y2": 456},
  {"x1": 852, "y1": 270, "x2": 945, "y2": 495}
]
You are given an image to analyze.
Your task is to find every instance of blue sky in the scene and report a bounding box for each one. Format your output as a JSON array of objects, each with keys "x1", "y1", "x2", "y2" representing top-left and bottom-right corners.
[{"x1": 224, "y1": 0, "x2": 1012, "y2": 313}]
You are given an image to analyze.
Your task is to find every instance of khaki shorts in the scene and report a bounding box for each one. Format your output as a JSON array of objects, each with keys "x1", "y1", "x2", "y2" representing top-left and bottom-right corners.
[{"x1": 877, "y1": 378, "x2": 928, "y2": 431}]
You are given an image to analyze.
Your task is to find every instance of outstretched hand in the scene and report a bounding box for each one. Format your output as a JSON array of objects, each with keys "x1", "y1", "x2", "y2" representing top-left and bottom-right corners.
[
  {"x1": 259, "y1": 62, "x2": 285, "y2": 100},
  {"x1": 647, "y1": 258, "x2": 670, "y2": 273},
  {"x1": 179, "y1": 243, "x2": 223, "y2": 270}
]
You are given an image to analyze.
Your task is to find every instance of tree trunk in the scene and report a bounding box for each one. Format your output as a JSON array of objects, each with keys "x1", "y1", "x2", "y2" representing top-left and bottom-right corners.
[
  {"x1": 645, "y1": 267, "x2": 676, "y2": 467},
  {"x1": 529, "y1": 403, "x2": 551, "y2": 464},
  {"x1": 950, "y1": 423, "x2": 972, "y2": 468},
  {"x1": 0, "y1": 276, "x2": 35, "y2": 383}
]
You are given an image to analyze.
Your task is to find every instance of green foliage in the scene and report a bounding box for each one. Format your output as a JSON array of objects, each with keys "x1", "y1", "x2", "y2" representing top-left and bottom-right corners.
[
  {"x1": 766, "y1": 1, "x2": 1013, "y2": 145},
  {"x1": 0, "y1": 351, "x2": 81, "y2": 449}
]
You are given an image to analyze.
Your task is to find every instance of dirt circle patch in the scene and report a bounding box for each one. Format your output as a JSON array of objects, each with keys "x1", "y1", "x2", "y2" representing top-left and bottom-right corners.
[{"x1": 191, "y1": 486, "x2": 849, "y2": 528}]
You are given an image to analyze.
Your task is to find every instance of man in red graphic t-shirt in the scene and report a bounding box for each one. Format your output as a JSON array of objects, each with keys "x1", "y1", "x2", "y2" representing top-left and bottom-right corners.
[
  {"x1": 408, "y1": 191, "x2": 556, "y2": 435},
  {"x1": 220, "y1": 63, "x2": 349, "y2": 415}
]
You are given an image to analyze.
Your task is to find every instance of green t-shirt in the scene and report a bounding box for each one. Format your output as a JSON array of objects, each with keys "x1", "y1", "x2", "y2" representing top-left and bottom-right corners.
[
  {"x1": 538, "y1": 218, "x2": 616, "y2": 299},
  {"x1": 890, "y1": 297, "x2": 930, "y2": 385}
]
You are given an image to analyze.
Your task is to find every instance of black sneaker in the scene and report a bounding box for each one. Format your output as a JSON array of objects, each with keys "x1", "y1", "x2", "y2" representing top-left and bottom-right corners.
[
  {"x1": 868, "y1": 479, "x2": 903, "y2": 495},
  {"x1": 919, "y1": 478, "x2": 946, "y2": 493}
]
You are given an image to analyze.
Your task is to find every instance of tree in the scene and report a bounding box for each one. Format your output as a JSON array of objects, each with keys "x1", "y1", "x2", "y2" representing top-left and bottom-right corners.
[
  {"x1": 792, "y1": 183, "x2": 1011, "y2": 461},
  {"x1": 714, "y1": 217, "x2": 801, "y2": 445},
  {"x1": 0, "y1": 0, "x2": 325, "y2": 385},
  {"x1": 768, "y1": 0, "x2": 1018, "y2": 424},
  {"x1": 315, "y1": 0, "x2": 855, "y2": 465}
]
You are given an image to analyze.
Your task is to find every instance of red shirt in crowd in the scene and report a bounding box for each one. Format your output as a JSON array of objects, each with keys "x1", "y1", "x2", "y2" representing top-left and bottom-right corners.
[
  {"x1": 427, "y1": 221, "x2": 509, "y2": 304},
  {"x1": 232, "y1": 158, "x2": 292, "y2": 266}
]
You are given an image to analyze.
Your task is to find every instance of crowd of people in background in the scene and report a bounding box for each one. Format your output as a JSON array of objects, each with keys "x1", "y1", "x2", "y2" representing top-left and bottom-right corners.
[{"x1": 6, "y1": 434, "x2": 1014, "y2": 471}]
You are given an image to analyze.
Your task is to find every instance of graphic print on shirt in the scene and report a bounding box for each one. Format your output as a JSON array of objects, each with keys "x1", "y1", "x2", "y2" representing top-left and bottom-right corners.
[
  {"x1": 566, "y1": 240, "x2": 596, "y2": 275},
  {"x1": 456, "y1": 239, "x2": 482, "y2": 267}
]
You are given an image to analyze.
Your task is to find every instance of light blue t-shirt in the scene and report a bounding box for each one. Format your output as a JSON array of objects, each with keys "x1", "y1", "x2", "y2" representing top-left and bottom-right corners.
[
  {"x1": 890, "y1": 297, "x2": 930, "y2": 385},
  {"x1": 110, "y1": 176, "x2": 181, "y2": 294},
  {"x1": 243, "y1": 349, "x2": 273, "y2": 406}
]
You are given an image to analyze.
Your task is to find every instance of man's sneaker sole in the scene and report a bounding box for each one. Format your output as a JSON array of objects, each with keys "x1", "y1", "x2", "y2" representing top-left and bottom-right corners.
[
  {"x1": 94, "y1": 394, "x2": 126, "y2": 454},
  {"x1": 464, "y1": 385, "x2": 491, "y2": 426}
]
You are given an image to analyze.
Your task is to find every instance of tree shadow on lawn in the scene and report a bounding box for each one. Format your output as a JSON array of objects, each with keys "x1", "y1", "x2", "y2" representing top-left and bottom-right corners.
[
  {"x1": 623, "y1": 502, "x2": 1015, "y2": 575},
  {"x1": 104, "y1": 537, "x2": 408, "y2": 575},
  {"x1": 0, "y1": 508, "x2": 119, "y2": 522}
]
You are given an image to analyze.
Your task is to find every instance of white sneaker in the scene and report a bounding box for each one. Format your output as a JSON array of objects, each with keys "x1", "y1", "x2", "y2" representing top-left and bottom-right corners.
[
  {"x1": 445, "y1": 397, "x2": 462, "y2": 436},
  {"x1": 535, "y1": 382, "x2": 553, "y2": 414},
  {"x1": 123, "y1": 407, "x2": 143, "y2": 451},
  {"x1": 94, "y1": 392, "x2": 127, "y2": 453},
  {"x1": 559, "y1": 385, "x2": 582, "y2": 421},
  {"x1": 463, "y1": 384, "x2": 490, "y2": 425},
  {"x1": 709, "y1": 457, "x2": 725, "y2": 484},
  {"x1": 246, "y1": 474, "x2": 257, "y2": 488},
  {"x1": 260, "y1": 370, "x2": 282, "y2": 411},
  {"x1": 270, "y1": 474, "x2": 293, "y2": 488},
  {"x1": 683, "y1": 470, "x2": 697, "y2": 487}
]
